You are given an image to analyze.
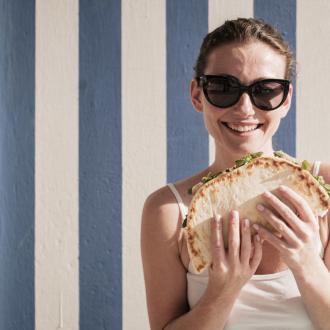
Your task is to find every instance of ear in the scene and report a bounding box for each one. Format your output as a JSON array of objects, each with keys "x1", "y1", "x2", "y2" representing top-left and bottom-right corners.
[
  {"x1": 190, "y1": 79, "x2": 203, "y2": 113},
  {"x1": 280, "y1": 83, "x2": 293, "y2": 118}
]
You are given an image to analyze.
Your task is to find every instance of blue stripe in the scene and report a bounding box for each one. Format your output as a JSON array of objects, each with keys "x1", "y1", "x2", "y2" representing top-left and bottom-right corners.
[
  {"x1": 79, "y1": 1, "x2": 122, "y2": 329},
  {"x1": 166, "y1": 0, "x2": 209, "y2": 183},
  {"x1": 0, "y1": 0, "x2": 35, "y2": 329},
  {"x1": 254, "y1": 0, "x2": 297, "y2": 157}
]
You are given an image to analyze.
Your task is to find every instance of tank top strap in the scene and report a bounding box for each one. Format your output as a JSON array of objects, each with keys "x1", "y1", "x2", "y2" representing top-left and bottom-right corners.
[
  {"x1": 167, "y1": 183, "x2": 188, "y2": 221},
  {"x1": 312, "y1": 160, "x2": 321, "y2": 176}
]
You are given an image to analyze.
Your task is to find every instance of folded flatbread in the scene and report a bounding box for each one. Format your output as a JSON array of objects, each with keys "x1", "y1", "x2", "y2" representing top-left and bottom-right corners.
[{"x1": 186, "y1": 156, "x2": 330, "y2": 273}]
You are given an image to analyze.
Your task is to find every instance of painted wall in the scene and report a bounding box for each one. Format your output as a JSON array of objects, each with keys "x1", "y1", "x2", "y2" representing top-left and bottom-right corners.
[{"x1": 1, "y1": 0, "x2": 330, "y2": 329}]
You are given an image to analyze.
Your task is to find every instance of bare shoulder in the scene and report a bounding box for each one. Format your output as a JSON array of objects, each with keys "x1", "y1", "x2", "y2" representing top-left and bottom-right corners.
[
  {"x1": 141, "y1": 178, "x2": 195, "y2": 251},
  {"x1": 142, "y1": 169, "x2": 206, "y2": 232},
  {"x1": 142, "y1": 184, "x2": 181, "y2": 241}
]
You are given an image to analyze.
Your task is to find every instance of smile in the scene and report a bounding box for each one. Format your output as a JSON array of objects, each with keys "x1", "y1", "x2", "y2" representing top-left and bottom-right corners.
[{"x1": 221, "y1": 122, "x2": 264, "y2": 134}]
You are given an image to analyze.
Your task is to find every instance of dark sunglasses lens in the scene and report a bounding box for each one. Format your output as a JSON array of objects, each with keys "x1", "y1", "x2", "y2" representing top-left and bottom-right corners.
[
  {"x1": 205, "y1": 77, "x2": 240, "y2": 107},
  {"x1": 252, "y1": 81, "x2": 286, "y2": 110}
]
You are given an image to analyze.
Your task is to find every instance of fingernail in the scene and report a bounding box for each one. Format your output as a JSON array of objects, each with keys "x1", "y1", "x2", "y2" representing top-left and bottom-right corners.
[
  {"x1": 257, "y1": 204, "x2": 264, "y2": 212},
  {"x1": 253, "y1": 224, "x2": 259, "y2": 231},
  {"x1": 244, "y1": 218, "x2": 250, "y2": 229},
  {"x1": 263, "y1": 191, "x2": 271, "y2": 198},
  {"x1": 256, "y1": 234, "x2": 260, "y2": 242}
]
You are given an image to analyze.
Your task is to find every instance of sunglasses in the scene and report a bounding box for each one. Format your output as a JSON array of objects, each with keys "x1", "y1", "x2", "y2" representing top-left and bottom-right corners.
[{"x1": 199, "y1": 74, "x2": 290, "y2": 111}]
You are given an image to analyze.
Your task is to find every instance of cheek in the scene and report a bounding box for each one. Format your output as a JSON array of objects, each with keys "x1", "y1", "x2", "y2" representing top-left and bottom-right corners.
[
  {"x1": 202, "y1": 98, "x2": 227, "y2": 121},
  {"x1": 202, "y1": 110, "x2": 222, "y2": 135},
  {"x1": 262, "y1": 113, "x2": 283, "y2": 133},
  {"x1": 203, "y1": 111, "x2": 215, "y2": 130}
]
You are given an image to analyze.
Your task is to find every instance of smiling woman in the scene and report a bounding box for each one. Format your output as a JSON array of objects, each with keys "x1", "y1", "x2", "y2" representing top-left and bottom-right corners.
[
  {"x1": 191, "y1": 40, "x2": 293, "y2": 160},
  {"x1": 141, "y1": 18, "x2": 330, "y2": 330}
]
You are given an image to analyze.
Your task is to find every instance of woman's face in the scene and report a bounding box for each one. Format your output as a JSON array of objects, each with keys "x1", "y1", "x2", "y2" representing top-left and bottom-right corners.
[{"x1": 191, "y1": 41, "x2": 293, "y2": 155}]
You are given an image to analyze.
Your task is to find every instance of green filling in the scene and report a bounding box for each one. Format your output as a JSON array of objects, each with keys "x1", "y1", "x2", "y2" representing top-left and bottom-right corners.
[
  {"x1": 186, "y1": 150, "x2": 330, "y2": 198},
  {"x1": 184, "y1": 153, "x2": 330, "y2": 228}
]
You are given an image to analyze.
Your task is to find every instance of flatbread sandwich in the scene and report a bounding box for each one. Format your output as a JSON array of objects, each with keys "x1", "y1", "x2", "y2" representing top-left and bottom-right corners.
[{"x1": 184, "y1": 151, "x2": 330, "y2": 273}]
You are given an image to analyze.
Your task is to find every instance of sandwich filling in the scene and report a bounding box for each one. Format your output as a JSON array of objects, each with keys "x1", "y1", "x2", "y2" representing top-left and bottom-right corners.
[{"x1": 183, "y1": 151, "x2": 330, "y2": 228}]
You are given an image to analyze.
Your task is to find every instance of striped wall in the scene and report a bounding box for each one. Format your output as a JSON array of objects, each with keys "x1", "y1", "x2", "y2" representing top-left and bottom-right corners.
[
  {"x1": 0, "y1": 1, "x2": 35, "y2": 329},
  {"x1": 122, "y1": 2, "x2": 166, "y2": 329},
  {"x1": 35, "y1": 2, "x2": 79, "y2": 330},
  {"x1": 166, "y1": 0, "x2": 209, "y2": 183},
  {"x1": 79, "y1": 1, "x2": 121, "y2": 329},
  {"x1": 1, "y1": 1, "x2": 330, "y2": 329}
]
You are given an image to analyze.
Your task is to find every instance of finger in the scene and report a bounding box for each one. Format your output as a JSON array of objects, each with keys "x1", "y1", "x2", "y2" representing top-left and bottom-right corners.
[
  {"x1": 228, "y1": 210, "x2": 240, "y2": 263},
  {"x1": 250, "y1": 234, "x2": 263, "y2": 271},
  {"x1": 262, "y1": 191, "x2": 309, "y2": 238},
  {"x1": 210, "y1": 214, "x2": 225, "y2": 269},
  {"x1": 254, "y1": 224, "x2": 289, "y2": 253},
  {"x1": 240, "y1": 218, "x2": 252, "y2": 265},
  {"x1": 257, "y1": 203, "x2": 300, "y2": 246},
  {"x1": 277, "y1": 185, "x2": 317, "y2": 226}
]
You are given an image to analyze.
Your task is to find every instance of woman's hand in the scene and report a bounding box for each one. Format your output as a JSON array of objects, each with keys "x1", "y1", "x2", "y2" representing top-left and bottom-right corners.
[
  {"x1": 207, "y1": 210, "x2": 263, "y2": 294},
  {"x1": 254, "y1": 185, "x2": 321, "y2": 272}
]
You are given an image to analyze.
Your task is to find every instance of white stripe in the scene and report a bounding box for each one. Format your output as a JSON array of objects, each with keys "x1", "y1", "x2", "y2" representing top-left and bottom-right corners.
[
  {"x1": 35, "y1": 1, "x2": 79, "y2": 329},
  {"x1": 208, "y1": 0, "x2": 254, "y2": 32},
  {"x1": 296, "y1": 0, "x2": 330, "y2": 162},
  {"x1": 208, "y1": 0, "x2": 254, "y2": 165},
  {"x1": 122, "y1": 1, "x2": 166, "y2": 329}
]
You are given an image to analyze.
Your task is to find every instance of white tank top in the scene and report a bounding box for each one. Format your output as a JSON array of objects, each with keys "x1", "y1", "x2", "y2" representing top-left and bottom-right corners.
[{"x1": 167, "y1": 160, "x2": 323, "y2": 330}]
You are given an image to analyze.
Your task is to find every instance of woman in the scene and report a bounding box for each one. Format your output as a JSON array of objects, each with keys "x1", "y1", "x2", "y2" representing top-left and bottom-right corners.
[{"x1": 141, "y1": 18, "x2": 330, "y2": 329}]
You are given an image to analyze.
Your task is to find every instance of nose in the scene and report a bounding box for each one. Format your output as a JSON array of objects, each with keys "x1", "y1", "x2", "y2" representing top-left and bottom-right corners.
[{"x1": 233, "y1": 92, "x2": 256, "y2": 116}]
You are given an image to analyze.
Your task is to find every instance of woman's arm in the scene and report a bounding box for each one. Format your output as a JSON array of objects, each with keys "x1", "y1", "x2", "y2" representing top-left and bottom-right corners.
[
  {"x1": 163, "y1": 282, "x2": 241, "y2": 330},
  {"x1": 141, "y1": 189, "x2": 262, "y2": 330},
  {"x1": 292, "y1": 244, "x2": 330, "y2": 330},
  {"x1": 141, "y1": 189, "x2": 189, "y2": 329}
]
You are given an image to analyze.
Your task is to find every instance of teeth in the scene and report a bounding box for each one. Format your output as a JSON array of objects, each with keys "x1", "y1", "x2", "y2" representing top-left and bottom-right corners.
[{"x1": 227, "y1": 123, "x2": 258, "y2": 132}]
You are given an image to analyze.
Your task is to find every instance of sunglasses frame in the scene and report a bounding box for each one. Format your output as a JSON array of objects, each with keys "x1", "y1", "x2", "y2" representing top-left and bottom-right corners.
[{"x1": 199, "y1": 74, "x2": 291, "y2": 111}]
